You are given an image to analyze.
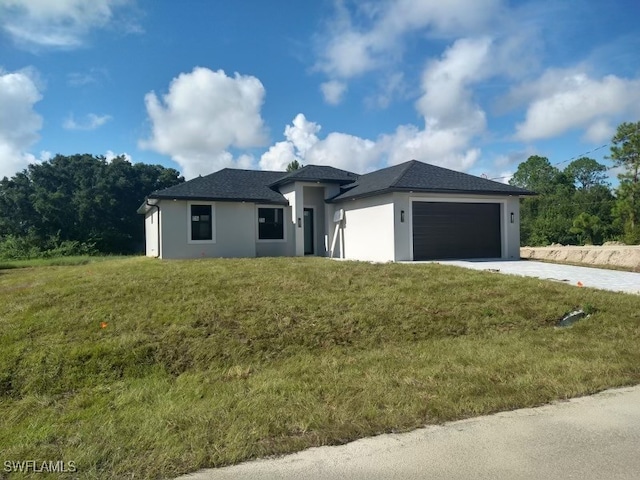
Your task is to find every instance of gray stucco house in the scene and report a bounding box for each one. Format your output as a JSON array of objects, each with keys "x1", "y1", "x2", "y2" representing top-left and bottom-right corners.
[{"x1": 137, "y1": 160, "x2": 534, "y2": 261}]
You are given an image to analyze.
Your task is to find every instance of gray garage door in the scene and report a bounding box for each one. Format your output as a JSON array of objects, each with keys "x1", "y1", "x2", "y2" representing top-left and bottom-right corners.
[{"x1": 412, "y1": 202, "x2": 501, "y2": 260}]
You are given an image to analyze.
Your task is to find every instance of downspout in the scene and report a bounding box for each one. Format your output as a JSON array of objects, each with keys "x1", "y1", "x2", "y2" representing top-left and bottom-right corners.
[{"x1": 146, "y1": 200, "x2": 161, "y2": 258}]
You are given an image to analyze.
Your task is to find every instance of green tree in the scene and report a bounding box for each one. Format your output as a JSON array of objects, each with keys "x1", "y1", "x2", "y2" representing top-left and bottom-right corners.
[
  {"x1": 510, "y1": 156, "x2": 577, "y2": 245},
  {"x1": 286, "y1": 160, "x2": 302, "y2": 172},
  {"x1": 569, "y1": 212, "x2": 602, "y2": 245},
  {"x1": 0, "y1": 154, "x2": 184, "y2": 255},
  {"x1": 608, "y1": 121, "x2": 640, "y2": 243},
  {"x1": 510, "y1": 155, "x2": 562, "y2": 194},
  {"x1": 572, "y1": 184, "x2": 619, "y2": 242},
  {"x1": 564, "y1": 157, "x2": 608, "y2": 190}
]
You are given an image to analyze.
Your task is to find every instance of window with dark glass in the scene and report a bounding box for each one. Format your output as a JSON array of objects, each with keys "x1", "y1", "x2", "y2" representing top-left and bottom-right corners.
[
  {"x1": 191, "y1": 204, "x2": 212, "y2": 241},
  {"x1": 258, "y1": 207, "x2": 284, "y2": 240}
]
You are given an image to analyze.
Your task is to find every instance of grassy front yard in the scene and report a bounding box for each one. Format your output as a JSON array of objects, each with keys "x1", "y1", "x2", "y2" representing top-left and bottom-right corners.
[{"x1": 1, "y1": 257, "x2": 639, "y2": 479}]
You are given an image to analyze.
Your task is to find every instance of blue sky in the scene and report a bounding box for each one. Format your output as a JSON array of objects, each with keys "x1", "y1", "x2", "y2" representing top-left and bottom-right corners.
[{"x1": 1, "y1": 0, "x2": 639, "y2": 182}]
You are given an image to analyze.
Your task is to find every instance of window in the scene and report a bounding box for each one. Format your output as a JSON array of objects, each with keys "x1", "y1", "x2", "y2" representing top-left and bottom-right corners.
[
  {"x1": 190, "y1": 204, "x2": 212, "y2": 241},
  {"x1": 258, "y1": 207, "x2": 284, "y2": 240}
]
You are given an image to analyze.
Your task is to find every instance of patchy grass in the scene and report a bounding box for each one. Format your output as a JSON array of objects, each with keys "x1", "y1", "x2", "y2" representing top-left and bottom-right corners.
[
  {"x1": 0, "y1": 255, "x2": 117, "y2": 270},
  {"x1": 1, "y1": 256, "x2": 639, "y2": 479}
]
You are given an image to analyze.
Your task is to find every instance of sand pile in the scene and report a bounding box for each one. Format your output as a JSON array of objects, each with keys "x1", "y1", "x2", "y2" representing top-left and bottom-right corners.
[{"x1": 520, "y1": 245, "x2": 640, "y2": 272}]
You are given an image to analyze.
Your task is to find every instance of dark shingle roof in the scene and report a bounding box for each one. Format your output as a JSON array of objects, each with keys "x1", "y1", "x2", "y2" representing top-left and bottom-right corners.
[
  {"x1": 270, "y1": 165, "x2": 358, "y2": 187},
  {"x1": 148, "y1": 168, "x2": 288, "y2": 204},
  {"x1": 330, "y1": 160, "x2": 534, "y2": 202},
  {"x1": 141, "y1": 160, "x2": 533, "y2": 212}
]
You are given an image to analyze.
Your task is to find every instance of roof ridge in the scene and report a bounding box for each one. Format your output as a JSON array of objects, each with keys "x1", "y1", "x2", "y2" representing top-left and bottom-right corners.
[
  {"x1": 388, "y1": 160, "x2": 420, "y2": 188},
  {"x1": 226, "y1": 167, "x2": 286, "y2": 174}
]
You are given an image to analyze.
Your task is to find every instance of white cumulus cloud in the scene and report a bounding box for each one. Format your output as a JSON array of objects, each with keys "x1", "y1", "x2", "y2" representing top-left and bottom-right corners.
[
  {"x1": 378, "y1": 124, "x2": 480, "y2": 171},
  {"x1": 258, "y1": 141, "x2": 296, "y2": 171},
  {"x1": 140, "y1": 67, "x2": 268, "y2": 179},
  {"x1": 416, "y1": 37, "x2": 491, "y2": 131},
  {"x1": 514, "y1": 70, "x2": 640, "y2": 141},
  {"x1": 259, "y1": 113, "x2": 320, "y2": 171},
  {"x1": 0, "y1": 0, "x2": 140, "y2": 49},
  {"x1": 305, "y1": 132, "x2": 379, "y2": 173},
  {"x1": 0, "y1": 68, "x2": 43, "y2": 178},
  {"x1": 260, "y1": 112, "x2": 480, "y2": 175}
]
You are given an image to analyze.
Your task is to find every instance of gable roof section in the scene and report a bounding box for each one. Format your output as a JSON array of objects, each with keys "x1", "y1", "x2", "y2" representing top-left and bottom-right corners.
[
  {"x1": 148, "y1": 168, "x2": 288, "y2": 205},
  {"x1": 330, "y1": 160, "x2": 534, "y2": 202},
  {"x1": 270, "y1": 165, "x2": 358, "y2": 187}
]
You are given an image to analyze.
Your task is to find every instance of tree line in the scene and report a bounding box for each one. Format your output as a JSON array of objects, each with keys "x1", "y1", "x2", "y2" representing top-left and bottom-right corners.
[
  {"x1": 0, "y1": 154, "x2": 183, "y2": 258},
  {"x1": 509, "y1": 121, "x2": 640, "y2": 246}
]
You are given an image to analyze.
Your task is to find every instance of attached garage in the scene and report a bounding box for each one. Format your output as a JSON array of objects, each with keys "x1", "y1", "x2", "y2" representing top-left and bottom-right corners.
[{"x1": 412, "y1": 201, "x2": 502, "y2": 260}]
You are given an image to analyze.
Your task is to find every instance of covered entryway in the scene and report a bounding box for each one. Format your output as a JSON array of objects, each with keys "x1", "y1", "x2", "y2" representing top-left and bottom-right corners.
[{"x1": 412, "y1": 202, "x2": 501, "y2": 260}]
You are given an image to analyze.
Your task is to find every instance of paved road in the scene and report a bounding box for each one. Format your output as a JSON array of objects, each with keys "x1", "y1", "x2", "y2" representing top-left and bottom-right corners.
[
  {"x1": 177, "y1": 386, "x2": 640, "y2": 480},
  {"x1": 428, "y1": 260, "x2": 640, "y2": 295}
]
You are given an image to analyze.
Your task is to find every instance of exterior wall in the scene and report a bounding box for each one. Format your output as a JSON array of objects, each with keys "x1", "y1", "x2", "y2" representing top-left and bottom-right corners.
[
  {"x1": 505, "y1": 196, "x2": 521, "y2": 259},
  {"x1": 338, "y1": 194, "x2": 395, "y2": 262},
  {"x1": 281, "y1": 183, "x2": 305, "y2": 256},
  {"x1": 302, "y1": 186, "x2": 327, "y2": 256},
  {"x1": 392, "y1": 192, "x2": 521, "y2": 261},
  {"x1": 144, "y1": 209, "x2": 159, "y2": 257},
  {"x1": 160, "y1": 200, "x2": 257, "y2": 259}
]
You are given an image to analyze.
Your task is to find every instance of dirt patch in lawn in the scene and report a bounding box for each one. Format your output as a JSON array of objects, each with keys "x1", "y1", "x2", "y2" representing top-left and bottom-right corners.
[{"x1": 520, "y1": 245, "x2": 640, "y2": 272}]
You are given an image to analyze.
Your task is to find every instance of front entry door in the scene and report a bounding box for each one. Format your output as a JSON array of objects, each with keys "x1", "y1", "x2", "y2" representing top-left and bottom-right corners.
[{"x1": 303, "y1": 208, "x2": 314, "y2": 255}]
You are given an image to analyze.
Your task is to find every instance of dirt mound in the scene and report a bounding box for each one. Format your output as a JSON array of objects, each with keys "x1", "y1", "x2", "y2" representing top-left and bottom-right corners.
[{"x1": 520, "y1": 245, "x2": 640, "y2": 272}]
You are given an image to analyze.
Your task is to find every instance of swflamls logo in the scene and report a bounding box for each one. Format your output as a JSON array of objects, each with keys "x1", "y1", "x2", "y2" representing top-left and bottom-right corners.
[{"x1": 3, "y1": 460, "x2": 77, "y2": 473}]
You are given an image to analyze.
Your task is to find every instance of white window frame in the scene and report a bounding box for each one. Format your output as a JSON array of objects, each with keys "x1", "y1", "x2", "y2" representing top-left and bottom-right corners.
[
  {"x1": 187, "y1": 201, "x2": 216, "y2": 244},
  {"x1": 256, "y1": 205, "x2": 287, "y2": 243}
]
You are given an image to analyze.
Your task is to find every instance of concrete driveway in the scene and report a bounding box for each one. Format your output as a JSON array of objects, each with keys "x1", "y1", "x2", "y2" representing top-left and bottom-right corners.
[
  {"x1": 428, "y1": 260, "x2": 640, "y2": 295},
  {"x1": 177, "y1": 385, "x2": 640, "y2": 480}
]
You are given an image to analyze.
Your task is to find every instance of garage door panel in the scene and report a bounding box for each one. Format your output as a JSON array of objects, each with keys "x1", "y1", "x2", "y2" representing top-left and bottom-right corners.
[{"x1": 412, "y1": 202, "x2": 501, "y2": 260}]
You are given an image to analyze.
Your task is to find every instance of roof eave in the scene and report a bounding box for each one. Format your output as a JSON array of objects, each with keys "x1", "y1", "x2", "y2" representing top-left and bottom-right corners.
[
  {"x1": 328, "y1": 187, "x2": 395, "y2": 203},
  {"x1": 329, "y1": 187, "x2": 536, "y2": 203},
  {"x1": 148, "y1": 194, "x2": 289, "y2": 205},
  {"x1": 136, "y1": 197, "x2": 160, "y2": 214}
]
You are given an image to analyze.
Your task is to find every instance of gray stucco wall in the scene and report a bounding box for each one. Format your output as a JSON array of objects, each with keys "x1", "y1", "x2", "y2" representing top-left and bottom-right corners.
[
  {"x1": 337, "y1": 193, "x2": 396, "y2": 262},
  {"x1": 158, "y1": 200, "x2": 296, "y2": 259},
  {"x1": 504, "y1": 196, "x2": 521, "y2": 259},
  {"x1": 159, "y1": 200, "x2": 257, "y2": 259}
]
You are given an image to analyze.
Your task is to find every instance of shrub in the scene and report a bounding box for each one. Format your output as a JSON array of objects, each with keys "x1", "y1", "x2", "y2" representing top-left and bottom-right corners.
[{"x1": 0, "y1": 234, "x2": 98, "y2": 260}]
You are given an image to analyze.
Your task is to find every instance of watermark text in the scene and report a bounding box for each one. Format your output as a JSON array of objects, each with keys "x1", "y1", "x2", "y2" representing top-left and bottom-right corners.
[{"x1": 3, "y1": 460, "x2": 77, "y2": 473}]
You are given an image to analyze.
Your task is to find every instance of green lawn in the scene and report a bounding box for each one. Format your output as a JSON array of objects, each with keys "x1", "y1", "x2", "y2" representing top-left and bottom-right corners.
[{"x1": 1, "y1": 257, "x2": 639, "y2": 479}]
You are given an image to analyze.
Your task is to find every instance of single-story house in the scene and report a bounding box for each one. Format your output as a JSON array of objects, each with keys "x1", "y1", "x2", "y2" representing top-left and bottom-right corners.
[{"x1": 137, "y1": 160, "x2": 534, "y2": 262}]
